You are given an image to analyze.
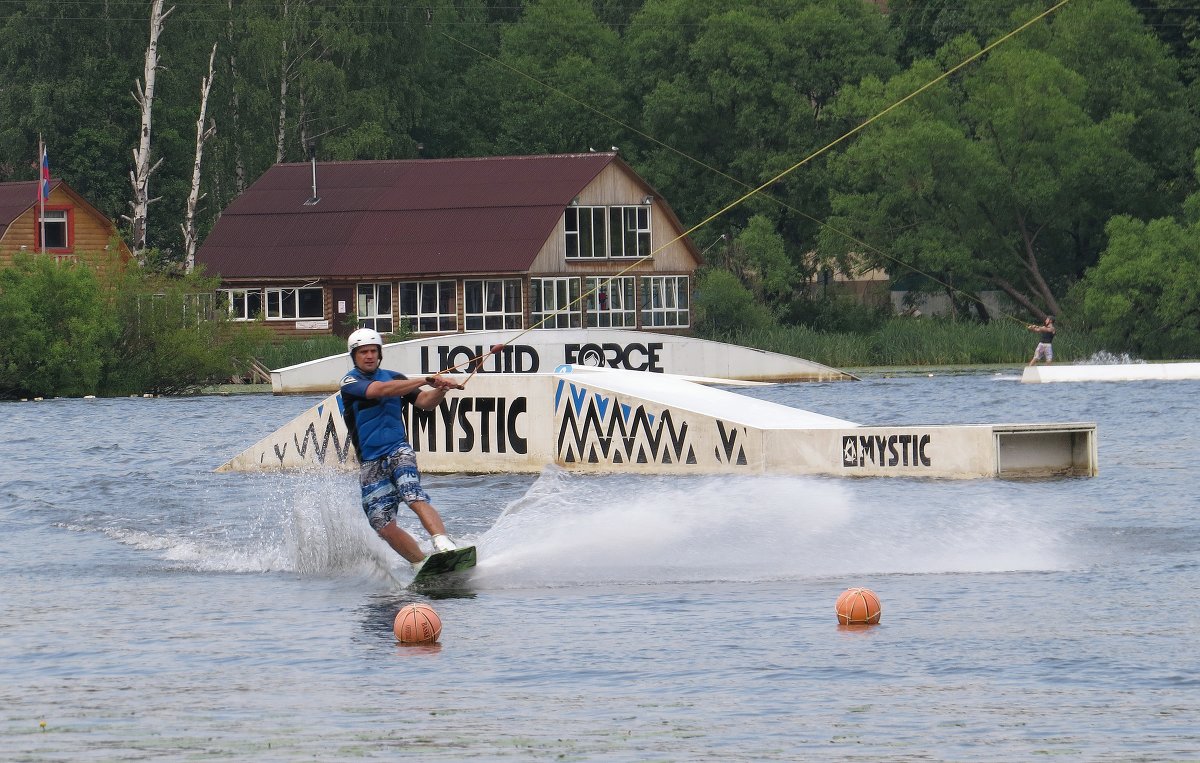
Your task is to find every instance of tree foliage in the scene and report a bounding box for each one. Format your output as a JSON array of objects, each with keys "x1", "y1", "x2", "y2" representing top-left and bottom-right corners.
[
  {"x1": 105, "y1": 267, "x2": 267, "y2": 396},
  {"x1": 692, "y1": 267, "x2": 772, "y2": 336},
  {"x1": 0, "y1": 253, "x2": 117, "y2": 397},
  {"x1": 1, "y1": 0, "x2": 1199, "y2": 355},
  {"x1": 821, "y1": 0, "x2": 1180, "y2": 322},
  {"x1": 0, "y1": 253, "x2": 266, "y2": 398},
  {"x1": 1072, "y1": 177, "x2": 1200, "y2": 358},
  {"x1": 1074, "y1": 215, "x2": 1200, "y2": 357}
]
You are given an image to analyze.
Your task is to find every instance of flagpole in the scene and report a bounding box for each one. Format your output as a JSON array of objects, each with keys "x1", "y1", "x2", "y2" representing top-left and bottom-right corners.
[{"x1": 38, "y1": 134, "x2": 46, "y2": 256}]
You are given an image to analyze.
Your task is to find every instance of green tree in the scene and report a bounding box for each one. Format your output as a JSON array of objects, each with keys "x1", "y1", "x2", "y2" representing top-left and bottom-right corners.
[
  {"x1": 0, "y1": 253, "x2": 118, "y2": 398},
  {"x1": 887, "y1": 0, "x2": 1032, "y2": 64},
  {"x1": 413, "y1": 2, "x2": 508, "y2": 157},
  {"x1": 708, "y1": 215, "x2": 801, "y2": 314},
  {"x1": 478, "y1": 0, "x2": 631, "y2": 156},
  {"x1": 1133, "y1": 0, "x2": 1200, "y2": 84},
  {"x1": 0, "y1": 250, "x2": 268, "y2": 398},
  {"x1": 624, "y1": 0, "x2": 896, "y2": 284},
  {"x1": 822, "y1": 5, "x2": 1169, "y2": 321},
  {"x1": 1039, "y1": 0, "x2": 1195, "y2": 225},
  {"x1": 1072, "y1": 147, "x2": 1200, "y2": 359},
  {"x1": 1073, "y1": 214, "x2": 1200, "y2": 358},
  {"x1": 692, "y1": 267, "x2": 773, "y2": 336},
  {"x1": 106, "y1": 268, "x2": 266, "y2": 396},
  {"x1": 0, "y1": 0, "x2": 141, "y2": 217}
]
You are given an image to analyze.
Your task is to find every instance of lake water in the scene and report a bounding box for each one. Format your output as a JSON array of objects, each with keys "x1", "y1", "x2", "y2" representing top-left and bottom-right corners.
[{"x1": 2, "y1": 370, "x2": 1197, "y2": 761}]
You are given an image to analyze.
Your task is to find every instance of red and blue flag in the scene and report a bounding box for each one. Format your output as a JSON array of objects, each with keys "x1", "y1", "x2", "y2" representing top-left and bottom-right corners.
[{"x1": 39, "y1": 148, "x2": 51, "y2": 201}]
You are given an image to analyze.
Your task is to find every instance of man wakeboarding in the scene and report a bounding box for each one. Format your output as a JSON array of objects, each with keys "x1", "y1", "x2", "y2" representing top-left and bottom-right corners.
[{"x1": 339, "y1": 328, "x2": 473, "y2": 579}]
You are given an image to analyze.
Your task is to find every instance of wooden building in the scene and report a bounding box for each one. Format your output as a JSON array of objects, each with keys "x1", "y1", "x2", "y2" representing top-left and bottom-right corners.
[
  {"x1": 0, "y1": 179, "x2": 129, "y2": 268},
  {"x1": 194, "y1": 152, "x2": 702, "y2": 339}
]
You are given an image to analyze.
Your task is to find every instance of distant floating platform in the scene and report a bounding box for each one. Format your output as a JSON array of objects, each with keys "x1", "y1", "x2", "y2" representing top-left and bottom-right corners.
[{"x1": 1023, "y1": 362, "x2": 1200, "y2": 383}]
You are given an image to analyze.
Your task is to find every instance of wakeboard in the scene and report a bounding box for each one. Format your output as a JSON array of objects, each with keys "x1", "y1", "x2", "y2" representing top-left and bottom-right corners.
[{"x1": 411, "y1": 545, "x2": 477, "y2": 585}]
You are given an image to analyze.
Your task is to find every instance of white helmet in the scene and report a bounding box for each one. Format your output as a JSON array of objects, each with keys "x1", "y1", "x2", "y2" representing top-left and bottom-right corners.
[{"x1": 347, "y1": 327, "x2": 383, "y2": 356}]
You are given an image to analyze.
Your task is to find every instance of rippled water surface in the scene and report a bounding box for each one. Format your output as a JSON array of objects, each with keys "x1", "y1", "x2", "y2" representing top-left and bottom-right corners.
[{"x1": 2, "y1": 371, "x2": 1198, "y2": 760}]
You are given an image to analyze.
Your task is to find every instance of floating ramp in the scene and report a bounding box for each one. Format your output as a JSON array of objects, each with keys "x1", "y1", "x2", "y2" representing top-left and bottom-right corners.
[
  {"x1": 269, "y1": 329, "x2": 855, "y2": 393},
  {"x1": 1023, "y1": 362, "x2": 1200, "y2": 383},
  {"x1": 219, "y1": 367, "x2": 1096, "y2": 479}
]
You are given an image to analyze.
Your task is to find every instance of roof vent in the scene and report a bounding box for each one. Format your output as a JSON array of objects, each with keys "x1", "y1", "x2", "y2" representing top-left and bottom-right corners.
[{"x1": 304, "y1": 143, "x2": 320, "y2": 206}]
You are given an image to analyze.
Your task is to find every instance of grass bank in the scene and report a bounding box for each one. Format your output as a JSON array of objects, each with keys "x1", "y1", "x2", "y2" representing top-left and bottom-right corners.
[
  {"x1": 708, "y1": 318, "x2": 1106, "y2": 368},
  {"x1": 248, "y1": 319, "x2": 1108, "y2": 375},
  {"x1": 252, "y1": 336, "x2": 348, "y2": 370}
]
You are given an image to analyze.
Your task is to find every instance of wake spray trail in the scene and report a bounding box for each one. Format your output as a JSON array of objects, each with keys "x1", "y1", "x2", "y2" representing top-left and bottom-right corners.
[
  {"x1": 467, "y1": 468, "x2": 1069, "y2": 589},
  {"x1": 94, "y1": 471, "x2": 401, "y2": 582}
]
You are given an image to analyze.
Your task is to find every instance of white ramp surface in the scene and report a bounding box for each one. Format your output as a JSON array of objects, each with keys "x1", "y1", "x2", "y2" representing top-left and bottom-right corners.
[
  {"x1": 560, "y1": 367, "x2": 856, "y2": 429},
  {"x1": 1023, "y1": 362, "x2": 1200, "y2": 383}
]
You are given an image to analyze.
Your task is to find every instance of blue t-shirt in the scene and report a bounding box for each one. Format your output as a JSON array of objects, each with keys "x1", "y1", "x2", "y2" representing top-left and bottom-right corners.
[{"x1": 339, "y1": 367, "x2": 420, "y2": 462}]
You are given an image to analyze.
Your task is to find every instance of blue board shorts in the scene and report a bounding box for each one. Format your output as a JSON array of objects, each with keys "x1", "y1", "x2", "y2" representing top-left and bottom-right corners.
[{"x1": 359, "y1": 446, "x2": 431, "y2": 531}]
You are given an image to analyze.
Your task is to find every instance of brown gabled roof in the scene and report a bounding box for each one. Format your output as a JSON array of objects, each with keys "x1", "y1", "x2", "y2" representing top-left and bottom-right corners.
[
  {"x1": 196, "y1": 153, "x2": 624, "y2": 280},
  {"x1": 0, "y1": 180, "x2": 58, "y2": 238}
]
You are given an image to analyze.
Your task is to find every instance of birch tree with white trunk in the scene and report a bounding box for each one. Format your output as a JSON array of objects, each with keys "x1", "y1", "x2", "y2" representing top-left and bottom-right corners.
[
  {"x1": 275, "y1": 0, "x2": 291, "y2": 163},
  {"x1": 226, "y1": 0, "x2": 246, "y2": 194},
  {"x1": 125, "y1": 0, "x2": 174, "y2": 261},
  {"x1": 182, "y1": 42, "x2": 218, "y2": 273},
  {"x1": 273, "y1": 0, "x2": 325, "y2": 163}
]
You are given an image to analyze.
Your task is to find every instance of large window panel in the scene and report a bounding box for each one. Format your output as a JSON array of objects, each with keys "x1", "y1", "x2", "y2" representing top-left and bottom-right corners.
[
  {"x1": 639, "y1": 275, "x2": 690, "y2": 328},
  {"x1": 264, "y1": 286, "x2": 323, "y2": 320},
  {"x1": 465, "y1": 278, "x2": 523, "y2": 330},
  {"x1": 399, "y1": 280, "x2": 457, "y2": 333},
  {"x1": 586, "y1": 276, "x2": 636, "y2": 328},
  {"x1": 565, "y1": 206, "x2": 607, "y2": 259},
  {"x1": 357, "y1": 282, "x2": 393, "y2": 333},
  {"x1": 609, "y1": 206, "x2": 651, "y2": 259},
  {"x1": 530, "y1": 277, "x2": 581, "y2": 329},
  {"x1": 36, "y1": 207, "x2": 71, "y2": 251},
  {"x1": 222, "y1": 288, "x2": 262, "y2": 321}
]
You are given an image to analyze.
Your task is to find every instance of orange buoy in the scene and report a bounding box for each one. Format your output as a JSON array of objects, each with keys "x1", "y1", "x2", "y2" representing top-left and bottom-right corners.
[
  {"x1": 394, "y1": 603, "x2": 442, "y2": 643},
  {"x1": 835, "y1": 587, "x2": 882, "y2": 625}
]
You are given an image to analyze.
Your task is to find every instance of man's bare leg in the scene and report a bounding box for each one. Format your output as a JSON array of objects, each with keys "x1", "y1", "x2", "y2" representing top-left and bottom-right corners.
[
  {"x1": 408, "y1": 500, "x2": 456, "y2": 551},
  {"x1": 408, "y1": 499, "x2": 447, "y2": 536},
  {"x1": 377, "y1": 520, "x2": 425, "y2": 564}
]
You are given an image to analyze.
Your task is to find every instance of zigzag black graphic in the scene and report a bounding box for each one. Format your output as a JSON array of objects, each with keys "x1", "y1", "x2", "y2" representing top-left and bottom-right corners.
[
  {"x1": 716, "y1": 420, "x2": 748, "y2": 465},
  {"x1": 558, "y1": 396, "x2": 689, "y2": 465},
  {"x1": 292, "y1": 414, "x2": 354, "y2": 465},
  {"x1": 557, "y1": 400, "x2": 616, "y2": 459},
  {"x1": 621, "y1": 407, "x2": 686, "y2": 457}
]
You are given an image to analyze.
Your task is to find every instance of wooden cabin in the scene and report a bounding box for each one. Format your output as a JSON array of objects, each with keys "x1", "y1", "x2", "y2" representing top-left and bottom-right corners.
[
  {"x1": 0, "y1": 179, "x2": 130, "y2": 268},
  {"x1": 194, "y1": 152, "x2": 702, "y2": 339}
]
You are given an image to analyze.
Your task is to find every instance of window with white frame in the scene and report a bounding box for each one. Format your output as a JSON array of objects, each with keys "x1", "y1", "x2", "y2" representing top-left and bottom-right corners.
[
  {"x1": 530, "y1": 277, "x2": 581, "y2": 329},
  {"x1": 265, "y1": 286, "x2": 324, "y2": 320},
  {"x1": 399, "y1": 280, "x2": 457, "y2": 333},
  {"x1": 356, "y1": 282, "x2": 393, "y2": 333},
  {"x1": 465, "y1": 278, "x2": 523, "y2": 330},
  {"x1": 639, "y1": 275, "x2": 690, "y2": 328},
  {"x1": 608, "y1": 206, "x2": 651, "y2": 258},
  {"x1": 586, "y1": 276, "x2": 636, "y2": 328},
  {"x1": 37, "y1": 208, "x2": 71, "y2": 250},
  {"x1": 222, "y1": 288, "x2": 263, "y2": 321},
  {"x1": 565, "y1": 206, "x2": 607, "y2": 259},
  {"x1": 138, "y1": 292, "x2": 215, "y2": 328}
]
